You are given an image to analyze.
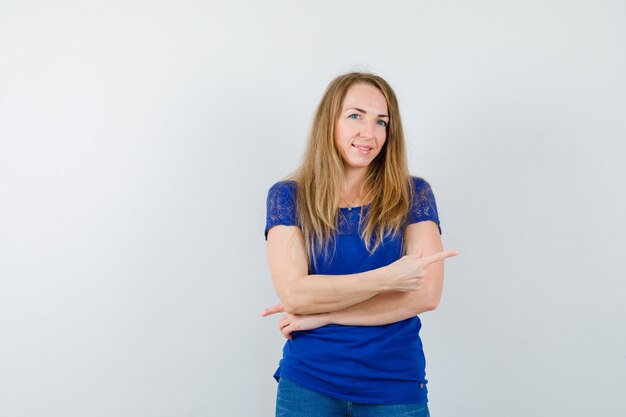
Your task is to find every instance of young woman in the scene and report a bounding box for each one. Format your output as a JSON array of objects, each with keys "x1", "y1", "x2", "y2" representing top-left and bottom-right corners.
[{"x1": 262, "y1": 72, "x2": 458, "y2": 417}]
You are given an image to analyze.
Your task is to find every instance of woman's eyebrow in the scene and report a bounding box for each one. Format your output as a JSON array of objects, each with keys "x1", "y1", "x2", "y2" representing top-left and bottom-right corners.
[{"x1": 347, "y1": 107, "x2": 389, "y2": 118}]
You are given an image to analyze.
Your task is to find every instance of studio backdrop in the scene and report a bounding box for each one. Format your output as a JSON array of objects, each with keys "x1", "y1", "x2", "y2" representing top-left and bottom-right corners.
[{"x1": 0, "y1": 1, "x2": 624, "y2": 416}]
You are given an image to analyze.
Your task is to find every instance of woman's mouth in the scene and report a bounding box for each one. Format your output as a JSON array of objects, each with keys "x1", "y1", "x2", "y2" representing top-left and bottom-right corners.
[{"x1": 352, "y1": 144, "x2": 373, "y2": 154}]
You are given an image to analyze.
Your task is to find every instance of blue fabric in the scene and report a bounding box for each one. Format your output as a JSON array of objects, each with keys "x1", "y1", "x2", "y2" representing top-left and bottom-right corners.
[
  {"x1": 276, "y1": 377, "x2": 430, "y2": 417},
  {"x1": 264, "y1": 176, "x2": 441, "y2": 405}
]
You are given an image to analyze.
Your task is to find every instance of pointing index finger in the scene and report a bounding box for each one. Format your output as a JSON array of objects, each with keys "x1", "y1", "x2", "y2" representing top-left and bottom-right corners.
[{"x1": 421, "y1": 249, "x2": 459, "y2": 265}]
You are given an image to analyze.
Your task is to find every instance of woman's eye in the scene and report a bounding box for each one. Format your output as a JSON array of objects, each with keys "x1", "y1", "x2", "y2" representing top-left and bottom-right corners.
[{"x1": 348, "y1": 114, "x2": 386, "y2": 127}]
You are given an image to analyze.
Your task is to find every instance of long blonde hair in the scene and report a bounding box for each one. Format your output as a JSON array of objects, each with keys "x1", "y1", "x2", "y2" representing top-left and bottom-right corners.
[{"x1": 284, "y1": 72, "x2": 414, "y2": 270}]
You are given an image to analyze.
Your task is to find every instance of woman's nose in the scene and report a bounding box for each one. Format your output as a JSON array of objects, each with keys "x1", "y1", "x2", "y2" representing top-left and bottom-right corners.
[{"x1": 359, "y1": 120, "x2": 376, "y2": 138}]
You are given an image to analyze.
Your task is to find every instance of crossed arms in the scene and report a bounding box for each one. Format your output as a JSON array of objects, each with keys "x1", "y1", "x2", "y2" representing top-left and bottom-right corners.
[{"x1": 261, "y1": 221, "x2": 458, "y2": 339}]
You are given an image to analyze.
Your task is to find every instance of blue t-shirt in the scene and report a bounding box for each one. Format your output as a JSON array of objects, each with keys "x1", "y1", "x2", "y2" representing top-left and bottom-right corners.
[{"x1": 264, "y1": 176, "x2": 441, "y2": 404}]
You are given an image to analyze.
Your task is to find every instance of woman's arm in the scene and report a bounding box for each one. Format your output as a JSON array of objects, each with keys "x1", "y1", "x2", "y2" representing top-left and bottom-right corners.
[
  {"x1": 325, "y1": 220, "x2": 449, "y2": 325},
  {"x1": 263, "y1": 221, "x2": 457, "y2": 338},
  {"x1": 266, "y1": 225, "x2": 393, "y2": 315},
  {"x1": 266, "y1": 221, "x2": 456, "y2": 316}
]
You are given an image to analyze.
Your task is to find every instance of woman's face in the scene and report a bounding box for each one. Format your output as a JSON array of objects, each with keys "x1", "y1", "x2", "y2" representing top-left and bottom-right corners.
[{"x1": 334, "y1": 82, "x2": 388, "y2": 172}]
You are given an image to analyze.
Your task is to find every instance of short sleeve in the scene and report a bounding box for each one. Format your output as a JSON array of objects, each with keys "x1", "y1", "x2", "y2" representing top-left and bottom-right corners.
[
  {"x1": 264, "y1": 181, "x2": 299, "y2": 240},
  {"x1": 408, "y1": 177, "x2": 442, "y2": 235}
]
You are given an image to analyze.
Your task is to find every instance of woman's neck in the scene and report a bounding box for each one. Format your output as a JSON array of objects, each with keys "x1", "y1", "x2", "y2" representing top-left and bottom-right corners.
[{"x1": 341, "y1": 167, "x2": 368, "y2": 199}]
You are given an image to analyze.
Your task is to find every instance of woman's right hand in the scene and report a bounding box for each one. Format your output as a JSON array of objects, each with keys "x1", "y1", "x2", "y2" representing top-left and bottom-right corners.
[{"x1": 385, "y1": 248, "x2": 458, "y2": 292}]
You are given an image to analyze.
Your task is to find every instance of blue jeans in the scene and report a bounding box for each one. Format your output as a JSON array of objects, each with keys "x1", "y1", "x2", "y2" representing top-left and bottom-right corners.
[{"x1": 276, "y1": 378, "x2": 431, "y2": 417}]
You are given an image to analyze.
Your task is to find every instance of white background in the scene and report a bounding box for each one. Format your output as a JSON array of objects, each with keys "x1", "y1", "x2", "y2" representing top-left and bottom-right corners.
[{"x1": 1, "y1": 1, "x2": 625, "y2": 416}]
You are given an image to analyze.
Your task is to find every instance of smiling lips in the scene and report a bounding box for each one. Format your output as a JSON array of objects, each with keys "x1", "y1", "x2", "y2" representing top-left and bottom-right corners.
[{"x1": 352, "y1": 144, "x2": 373, "y2": 154}]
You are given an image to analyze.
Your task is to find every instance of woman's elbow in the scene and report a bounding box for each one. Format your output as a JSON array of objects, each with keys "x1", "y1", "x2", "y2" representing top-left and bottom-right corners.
[
  {"x1": 421, "y1": 280, "x2": 443, "y2": 312},
  {"x1": 425, "y1": 288, "x2": 443, "y2": 311},
  {"x1": 279, "y1": 294, "x2": 298, "y2": 315},
  {"x1": 283, "y1": 300, "x2": 315, "y2": 315},
  {"x1": 279, "y1": 291, "x2": 309, "y2": 315},
  {"x1": 424, "y1": 297, "x2": 440, "y2": 312},
  {"x1": 282, "y1": 296, "x2": 322, "y2": 315},
  {"x1": 410, "y1": 292, "x2": 441, "y2": 314},
  {"x1": 274, "y1": 276, "x2": 311, "y2": 314}
]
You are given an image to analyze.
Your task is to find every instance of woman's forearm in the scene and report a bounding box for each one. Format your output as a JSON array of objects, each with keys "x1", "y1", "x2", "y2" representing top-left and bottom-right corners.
[
  {"x1": 265, "y1": 289, "x2": 436, "y2": 340},
  {"x1": 323, "y1": 289, "x2": 435, "y2": 326},
  {"x1": 284, "y1": 266, "x2": 394, "y2": 315},
  {"x1": 281, "y1": 251, "x2": 449, "y2": 315},
  {"x1": 322, "y1": 259, "x2": 445, "y2": 326}
]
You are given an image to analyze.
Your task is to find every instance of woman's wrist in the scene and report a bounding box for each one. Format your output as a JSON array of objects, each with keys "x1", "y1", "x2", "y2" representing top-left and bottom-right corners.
[{"x1": 369, "y1": 264, "x2": 394, "y2": 292}]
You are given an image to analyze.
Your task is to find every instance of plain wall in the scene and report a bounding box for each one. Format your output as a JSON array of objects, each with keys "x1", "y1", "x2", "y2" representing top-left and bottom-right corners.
[{"x1": 1, "y1": 1, "x2": 625, "y2": 416}]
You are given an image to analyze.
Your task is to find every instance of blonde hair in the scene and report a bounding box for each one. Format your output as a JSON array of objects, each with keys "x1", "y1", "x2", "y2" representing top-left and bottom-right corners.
[{"x1": 284, "y1": 72, "x2": 414, "y2": 270}]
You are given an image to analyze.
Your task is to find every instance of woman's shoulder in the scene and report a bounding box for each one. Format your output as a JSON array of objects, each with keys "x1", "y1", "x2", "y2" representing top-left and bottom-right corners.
[
  {"x1": 269, "y1": 179, "x2": 298, "y2": 190},
  {"x1": 409, "y1": 175, "x2": 432, "y2": 191},
  {"x1": 267, "y1": 179, "x2": 299, "y2": 206},
  {"x1": 268, "y1": 179, "x2": 298, "y2": 196}
]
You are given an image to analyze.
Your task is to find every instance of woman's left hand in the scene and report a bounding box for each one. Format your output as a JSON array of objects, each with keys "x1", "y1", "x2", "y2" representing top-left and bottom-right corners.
[{"x1": 261, "y1": 304, "x2": 330, "y2": 340}]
